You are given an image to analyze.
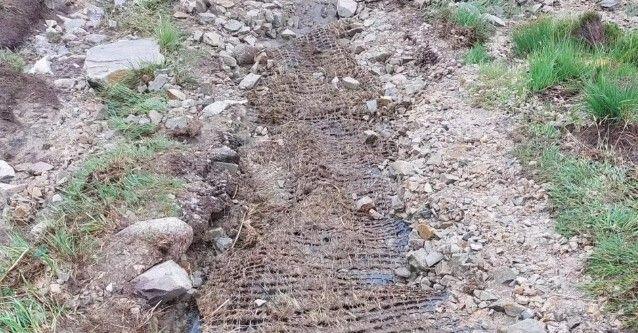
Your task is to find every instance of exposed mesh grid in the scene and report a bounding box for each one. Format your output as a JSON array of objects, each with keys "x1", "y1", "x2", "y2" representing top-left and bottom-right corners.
[{"x1": 198, "y1": 21, "x2": 450, "y2": 332}]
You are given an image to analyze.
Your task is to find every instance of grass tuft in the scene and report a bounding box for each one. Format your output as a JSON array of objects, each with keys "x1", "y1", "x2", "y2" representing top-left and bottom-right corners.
[
  {"x1": 585, "y1": 65, "x2": 638, "y2": 121},
  {"x1": 155, "y1": 16, "x2": 182, "y2": 53},
  {"x1": 0, "y1": 50, "x2": 26, "y2": 72},
  {"x1": 464, "y1": 44, "x2": 492, "y2": 64}
]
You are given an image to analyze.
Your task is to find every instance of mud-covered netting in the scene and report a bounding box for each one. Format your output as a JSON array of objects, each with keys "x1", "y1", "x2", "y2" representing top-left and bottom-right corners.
[{"x1": 198, "y1": 22, "x2": 451, "y2": 332}]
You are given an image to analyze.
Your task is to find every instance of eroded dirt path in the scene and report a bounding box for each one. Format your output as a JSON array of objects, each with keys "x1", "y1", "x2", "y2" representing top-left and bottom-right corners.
[{"x1": 197, "y1": 20, "x2": 454, "y2": 332}]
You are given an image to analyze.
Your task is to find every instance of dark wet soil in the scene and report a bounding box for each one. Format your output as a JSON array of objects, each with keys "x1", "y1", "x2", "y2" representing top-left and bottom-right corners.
[
  {"x1": 568, "y1": 122, "x2": 638, "y2": 164},
  {"x1": 0, "y1": 0, "x2": 46, "y2": 50}
]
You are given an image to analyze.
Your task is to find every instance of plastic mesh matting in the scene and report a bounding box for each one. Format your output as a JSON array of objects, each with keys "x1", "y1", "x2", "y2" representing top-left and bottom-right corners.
[{"x1": 198, "y1": 21, "x2": 450, "y2": 332}]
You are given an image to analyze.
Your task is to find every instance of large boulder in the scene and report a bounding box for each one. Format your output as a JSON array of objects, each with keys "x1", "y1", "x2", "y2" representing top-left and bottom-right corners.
[
  {"x1": 92, "y1": 217, "x2": 193, "y2": 286},
  {"x1": 132, "y1": 260, "x2": 193, "y2": 304},
  {"x1": 337, "y1": 0, "x2": 358, "y2": 18},
  {"x1": 116, "y1": 217, "x2": 193, "y2": 258},
  {"x1": 84, "y1": 39, "x2": 165, "y2": 85}
]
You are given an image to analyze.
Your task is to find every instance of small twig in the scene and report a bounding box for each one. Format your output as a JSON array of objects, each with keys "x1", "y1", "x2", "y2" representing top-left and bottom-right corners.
[
  {"x1": 231, "y1": 207, "x2": 253, "y2": 250},
  {"x1": 0, "y1": 248, "x2": 29, "y2": 284},
  {"x1": 209, "y1": 298, "x2": 231, "y2": 318}
]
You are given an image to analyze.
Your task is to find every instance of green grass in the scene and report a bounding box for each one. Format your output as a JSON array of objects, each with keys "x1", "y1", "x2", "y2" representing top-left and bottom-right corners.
[
  {"x1": 517, "y1": 126, "x2": 638, "y2": 328},
  {"x1": 470, "y1": 61, "x2": 527, "y2": 109},
  {"x1": 585, "y1": 65, "x2": 638, "y2": 121},
  {"x1": 102, "y1": 84, "x2": 167, "y2": 117},
  {"x1": 513, "y1": 14, "x2": 638, "y2": 122},
  {"x1": 512, "y1": 17, "x2": 576, "y2": 56},
  {"x1": 101, "y1": 83, "x2": 166, "y2": 138},
  {"x1": 155, "y1": 16, "x2": 182, "y2": 53},
  {"x1": 527, "y1": 41, "x2": 589, "y2": 91},
  {"x1": 435, "y1": 1, "x2": 493, "y2": 46},
  {"x1": 464, "y1": 44, "x2": 492, "y2": 64},
  {"x1": 0, "y1": 50, "x2": 26, "y2": 72},
  {"x1": 0, "y1": 295, "x2": 50, "y2": 333}
]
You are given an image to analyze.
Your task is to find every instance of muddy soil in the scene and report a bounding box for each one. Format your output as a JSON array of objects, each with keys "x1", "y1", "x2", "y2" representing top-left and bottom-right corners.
[
  {"x1": 0, "y1": 0, "x2": 46, "y2": 49},
  {"x1": 0, "y1": 64, "x2": 59, "y2": 159}
]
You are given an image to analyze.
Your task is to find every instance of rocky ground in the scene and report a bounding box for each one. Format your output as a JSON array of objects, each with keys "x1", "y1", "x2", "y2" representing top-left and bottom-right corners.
[{"x1": 0, "y1": 0, "x2": 636, "y2": 332}]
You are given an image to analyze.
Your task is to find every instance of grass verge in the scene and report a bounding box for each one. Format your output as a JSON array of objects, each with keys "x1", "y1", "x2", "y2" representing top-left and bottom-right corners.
[
  {"x1": 0, "y1": 137, "x2": 182, "y2": 330},
  {"x1": 517, "y1": 123, "x2": 638, "y2": 329}
]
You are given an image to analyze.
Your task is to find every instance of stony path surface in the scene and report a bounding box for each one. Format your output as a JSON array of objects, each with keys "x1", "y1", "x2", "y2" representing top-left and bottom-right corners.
[
  {"x1": 0, "y1": 0, "x2": 631, "y2": 331},
  {"x1": 396, "y1": 68, "x2": 620, "y2": 331}
]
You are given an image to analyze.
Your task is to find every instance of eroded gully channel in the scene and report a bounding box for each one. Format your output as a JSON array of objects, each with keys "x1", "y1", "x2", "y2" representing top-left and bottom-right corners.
[{"x1": 187, "y1": 2, "x2": 452, "y2": 332}]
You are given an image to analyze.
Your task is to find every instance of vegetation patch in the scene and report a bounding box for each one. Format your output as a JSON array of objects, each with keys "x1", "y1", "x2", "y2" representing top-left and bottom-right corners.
[
  {"x1": 463, "y1": 44, "x2": 492, "y2": 64},
  {"x1": 469, "y1": 61, "x2": 527, "y2": 110},
  {"x1": 517, "y1": 123, "x2": 638, "y2": 329},
  {"x1": 513, "y1": 13, "x2": 638, "y2": 124},
  {"x1": 0, "y1": 49, "x2": 25, "y2": 71},
  {"x1": 434, "y1": 1, "x2": 494, "y2": 48},
  {"x1": 0, "y1": 137, "x2": 182, "y2": 331}
]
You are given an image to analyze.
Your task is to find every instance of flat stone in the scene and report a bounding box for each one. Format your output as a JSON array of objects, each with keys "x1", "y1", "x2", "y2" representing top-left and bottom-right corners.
[
  {"x1": 239, "y1": 73, "x2": 261, "y2": 90},
  {"x1": 408, "y1": 248, "x2": 443, "y2": 271},
  {"x1": 390, "y1": 160, "x2": 415, "y2": 176},
  {"x1": 132, "y1": 260, "x2": 193, "y2": 304},
  {"x1": 337, "y1": 0, "x2": 358, "y2": 18},
  {"x1": 84, "y1": 39, "x2": 165, "y2": 85},
  {"x1": 0, "y1": 161, "x2": 15, "y2": 181},
  {"x1": 29, "y1": 162, "x2": 54, "y2": 175},
  {"x1": 342, "y1": 76, "x2": 360, "y2": 89},
  {"x1": 202, "y1": 99, "x2": 246, "y2": 117},
  {"x1": 498, "y1": 319, "x2": 545, "y2": 333},
  {"x1": 116, "y1": 217, "x2": 193, "y2": 259},
  {"x1": 355, "y1": 196, "x2": 375, "y2": 212},
  {"x1": 203, "y1": 31, "x2": 223, "y2": 47}
]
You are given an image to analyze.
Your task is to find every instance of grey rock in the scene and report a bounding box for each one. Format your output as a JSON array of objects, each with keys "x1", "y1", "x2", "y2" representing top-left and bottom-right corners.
[
  {"x1": 148, "y1": 73, "x2": 170, "y2": 91},
  {"x1": 239, "y1": 73, "x2": 261, "y2": 89},
  {"x1": 0, "y1": 161, "x2": 15, "y2": 182},
  {"x1": 202, "y1": 100, "x2": 246, "y2": 117},
  {"x1": 484, "y1": 13, "x2": 506, "y2": 26},
  {"x1": 203, "y1": 31, "x2": 223, "y2": 47},
  {"x1": 29, "y1": 162, "x2": 54, "y2": 175},
  {"x1": 600, "y1": 0, "x2": 618, "y2": 9},
  {"x1": 342, "y1": 76, "x2": 360, "y2": 89},
  {"x1": 85, "y1": 39, "x2": 165, "y2": 85},
  {"x1": 498, "y1": 319, "x2": 545, "y2": 333},
  {"x1": 337, "y1": 0, "x2": 358, "y2": 18},
  {"x1": 408, "y1": 248, "x2": 443, "y2": 271},
  {"x1": 132, "y1": 260, "x2": 193, "y2": 304},
  {"x1": 117, "y1": 217, "x2": 193, "y2": 259},
  {"x1": 211, "y1": 146, "x2": 239, "y2": 164},
  {"x1": 224, "y1": 19, "x2": 243, "y2": 32},
  {"x1": 215, "y1": 236, "x2": 233, "y2": 252}
]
